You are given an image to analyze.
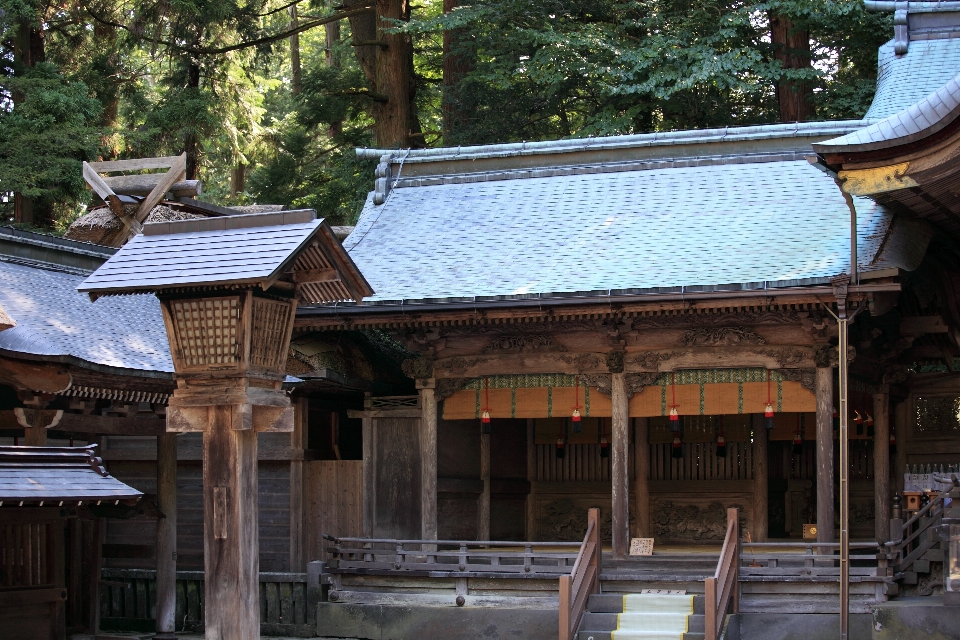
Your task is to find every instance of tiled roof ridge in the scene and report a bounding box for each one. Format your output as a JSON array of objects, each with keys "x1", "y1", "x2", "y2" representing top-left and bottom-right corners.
[
  {"x1": 391, "y1": 150, "x2": 816, "y2": 189},
  {"x1": 0, "y1": 253, "x2": 94, "y2": 276},
  {"x1": 357, "y1": 120, "x2": 868, "y2": 166},
  {"x1": 815, "y1": 72, "x2": 960, "y2": 153}
]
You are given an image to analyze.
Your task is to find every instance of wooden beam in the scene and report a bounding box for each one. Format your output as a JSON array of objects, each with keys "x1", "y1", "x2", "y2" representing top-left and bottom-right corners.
[
  {"x1": 88, "y1": 156, "x2": 184, "y2": 172},
  {"x1": 3, "y1": 411, "x2": 167, "y2": 436},
  {"x1": 419, "y1": 384, "x2": 438, "y2": 544},
  {"x1": 155, "y1": 432, "x2": 178, "y2": 636},
  {"x1": 634, "y1": 417, "x2": 650, "y2": 538},
  {"x1": 900, "y1": 315, "x2": 950, "y2": 335},
  {"x1": 102, "y1": 175, "x2": 200, "y2": 198},
  {"x1": 478, "y1": 428, "x2": 491, "y2": 542},
  {"x1": 816, "y1": 367, "x2": 835, "y2": 550},
  {"x1": 291, "y1": 268, "x2": 340, "y2": 284},
  {"x1": 611, "y1": 372, "x2": 629, "y2": 559},
  {"x1": 82, "y1": 161, "x2": 127, "y2": 220},
  {"x1": 526, "y1": 418, "x2": 536, "y2": 541},
  {"x1": 873, "y1": 392, "x2": 891, "y2": 543},
  {"x1": 0, "y1": 356, "x2": 72, "y2": 394},
  {"x1": 290, "y1": 399, "x2": 308, "y2": 572},
  {"x1": 131, "y1": 153, "x2": 187, "y2": 235},
  {"x1": 752, "y1": 413, "x2": 768, "y2": 542}
]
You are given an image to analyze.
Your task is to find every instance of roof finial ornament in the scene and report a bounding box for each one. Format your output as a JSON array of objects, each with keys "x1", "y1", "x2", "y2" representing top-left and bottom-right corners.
[{"x1": 894, "y1": 1, "x2": 910, "y2": 54}]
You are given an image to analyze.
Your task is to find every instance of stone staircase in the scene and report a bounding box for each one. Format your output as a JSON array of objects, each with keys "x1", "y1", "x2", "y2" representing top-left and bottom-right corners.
[{"x1": 576, "y1": 593, "x2": 706, "y2": 640}]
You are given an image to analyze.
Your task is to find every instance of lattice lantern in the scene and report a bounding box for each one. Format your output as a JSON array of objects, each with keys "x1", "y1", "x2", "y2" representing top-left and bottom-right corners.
[{"x1": 80, "y1": 210, "x2": 373, "y2": 422}]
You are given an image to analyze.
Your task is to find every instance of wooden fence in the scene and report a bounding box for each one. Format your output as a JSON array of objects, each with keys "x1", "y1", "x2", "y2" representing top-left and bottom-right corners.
[{"x1": 99, "y1": 569, "x2": 316, "y2": 636}]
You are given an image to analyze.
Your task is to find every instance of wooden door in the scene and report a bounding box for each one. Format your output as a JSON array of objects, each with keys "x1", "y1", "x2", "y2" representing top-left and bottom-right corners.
[{"x1": 372, "y1": 417, "x2": 421, "y2": 540}]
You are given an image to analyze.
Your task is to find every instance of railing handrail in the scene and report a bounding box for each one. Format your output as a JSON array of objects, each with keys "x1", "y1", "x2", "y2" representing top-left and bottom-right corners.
[
  {"x1": 901, "y1": 491, "x2": 945, "y2": 531},
  {"x1": 559, "y1": 508, "x2": 600, "y2": 640},
  {"x1": 705, "y1": 507, "x2": 739, "y2": 640},
  {"x1": 742, "y1": 541, "x2": 879, "y2": 549},
  {"x1": 330, "y1": 535, "x2": 581, "y2": 548}
]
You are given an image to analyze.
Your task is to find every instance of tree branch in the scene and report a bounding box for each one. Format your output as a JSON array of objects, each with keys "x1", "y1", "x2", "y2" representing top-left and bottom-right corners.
[{"x1": 85, "y1": 4, "x2": 375, "y2": 56}]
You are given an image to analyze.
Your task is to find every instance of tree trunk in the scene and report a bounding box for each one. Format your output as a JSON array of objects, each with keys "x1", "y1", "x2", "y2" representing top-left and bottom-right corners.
[
  {"x1": 325, "y1": 5, "x2": 343, "y2": 138},
  {"x1": 290, "y1": 4, "x2": 303, "y2": 96},
  {"x1": 12, "y1": 15, "x2": 45, "y2": 224},
  {"x1": 442, "y1": 0, "x2": 470, "y2": 143},
  {"x1": 375, "y1": 0, "x2": 421, "y2": 148},
  {"x1": 344, "y1": 0, "x2": 378, "y2": 86},
  {"x1": 184, "y1": 62, "x2": 201, "y2": 180},
  {"x1": 769, "y1": 14, "x2": 815, "y2": 123},
  {"x1": 94, "y1": 21, "x2": 121, "y2": 159},
  {"x1": 231, "y1": 164, "x2": 245, "y2": 195}
]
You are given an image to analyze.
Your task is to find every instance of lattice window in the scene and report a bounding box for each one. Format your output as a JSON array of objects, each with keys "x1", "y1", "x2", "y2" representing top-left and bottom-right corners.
[
  {"x1": 250, "y1": 297, "x2": 293, "y2": 371},
  {"x1": 369, "y1": 396, "x2": 420, "y2": 410},
  {"x1": 914, "y1": 396, "x2": 960, "y2": 437},
  {"x1": 170, "y1": 297, "x2": 240, "y2": 368}
]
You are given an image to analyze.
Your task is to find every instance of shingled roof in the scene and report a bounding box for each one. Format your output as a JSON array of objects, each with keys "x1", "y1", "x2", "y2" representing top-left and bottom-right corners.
[
  {"x1": 0, "y1": 445, "x2": 142, "y2": 505},
  {"x1": 329, "y1": 132, "x2": 932, "y2": 309},
  {"x1": 0, "y1": 257, "x2": 173, "y2": 374},
  {"x1": 79, "y1": 210, "x2": 373, "y2": 304}
]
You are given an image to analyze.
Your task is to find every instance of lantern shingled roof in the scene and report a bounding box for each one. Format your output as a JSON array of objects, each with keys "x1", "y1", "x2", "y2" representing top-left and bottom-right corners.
[{"x1": 77, "y1": 210, "x2": 373, "y2": 304}]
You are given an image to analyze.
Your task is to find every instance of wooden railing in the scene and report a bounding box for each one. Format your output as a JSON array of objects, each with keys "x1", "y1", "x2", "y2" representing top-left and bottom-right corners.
[
  {"x1": 325, "y1": 535, "x2": 582, "y2": 575},
  {"x1": 559, "y1": 507, "x2": 600, "y2": 640},
  {"x1": 740, "y1": 541, "x2": 888, "y2": 578},
  {"x1": 890, "y1": 489, "x2": 946, "y2": 573},
  {"x1": 705, "y1": 507, "x2": 739, "y2": 640}
]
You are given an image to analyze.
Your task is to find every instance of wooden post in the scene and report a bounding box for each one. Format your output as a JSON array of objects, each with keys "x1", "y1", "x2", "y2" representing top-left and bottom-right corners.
[
  {"x1": 362, "y1": 413, "x2": 374, "y2": 538},
  {"x1": 894, "y1": 399, "x2": 907, "y2": 496},
  {"x1": 752, "y1": 413, "x2": 768, "y2": 542},
  {"x1": 419, "y1": 383, "x2": 438, "y2": 542},
  {"x1": 155, "y1": 432, "x2": 178, "y2": 638},
  {"x1": 203, "y1": 404, "x2": 260, "y2": 640},
  {"x1": 635, "y1": 417, "x2": 650, "y2": 538},
  {"x1": 478, "y1": 428, "x2": 491, "y2": 541},
  {"x1": 289, "y1": 398, "x2": 308, "y2": 571},
  {"x1": 526, "y1": 418, "x2": 537, "y2": 541},
  {"x1": 611, "y1": 372, "x2": 629, "y2": 559},
  {"x1": 816, "y1": 366, "x2": 835, "y2": 548},
  {"x1": 873, "y1": 391, "x2": 891, "y2": 543}
]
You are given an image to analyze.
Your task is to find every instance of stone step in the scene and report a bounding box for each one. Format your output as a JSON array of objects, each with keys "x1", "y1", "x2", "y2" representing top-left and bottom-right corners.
[
  {"x1": 586, "y1": 593, "x2": 705, "y2": 615},
  {"x1": 576, "y1": 630, "x2": 704, "y2": 640}
]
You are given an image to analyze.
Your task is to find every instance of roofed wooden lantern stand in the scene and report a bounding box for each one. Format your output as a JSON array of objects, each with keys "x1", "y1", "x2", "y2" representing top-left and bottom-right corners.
[{"x1": 79, "y1": 210, "x2": 372, "y2": 639}]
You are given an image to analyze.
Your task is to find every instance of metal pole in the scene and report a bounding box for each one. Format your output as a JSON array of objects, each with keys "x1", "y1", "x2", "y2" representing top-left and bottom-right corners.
[{"x1": 838, "y1": 313, "x2": 849, "y2": 640}]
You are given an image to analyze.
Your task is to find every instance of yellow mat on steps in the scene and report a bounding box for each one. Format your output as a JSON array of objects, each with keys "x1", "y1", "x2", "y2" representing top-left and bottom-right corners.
[{"x1": 611, "y1": 593, "x2": 694, "y2": 640}]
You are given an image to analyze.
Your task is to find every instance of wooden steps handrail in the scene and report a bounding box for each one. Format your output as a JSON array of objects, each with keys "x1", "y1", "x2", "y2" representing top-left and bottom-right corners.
[
  {"x1": 705, "y1": 507, "x2": 739, "y2": 640},
  {"x1": 559, "y1": 508, "x2": 600, "y2": 640}
]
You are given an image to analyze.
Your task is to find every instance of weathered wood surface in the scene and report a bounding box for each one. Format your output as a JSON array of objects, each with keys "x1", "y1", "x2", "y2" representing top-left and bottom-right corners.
[
  {"x1": 634, "y1": 417, "x2": 651, "y2": 538},
  {"x1": 305, "y1": 460, "x2": 362, "y2": 561},
  {"x1": 815, "y1": 366, "x2": 835, "y2": 547},
  {"x1": 610, "y1": 373, "x2": 629, "y2": 559},
  {"x1": 289, "y1": 399, "x2": 307, "y2": 572},
  {"x1": 526, "y1": 419, "x2": 536, "y2": 541},
  {"x1": 155, "y1": 433, "x2": 177, "y2": 635},
  {"x1": 101, "y1": 175, "x2": 200, "y2": 198},
  {"x1": 420, "y1": 385, "x2": 438, "y2": 542},
  {"x1": 98, "y1": 569, "x2": 315, "y2": 634},
  {"x1": 202, "y1": 404, "x2": 259, "y2": 640},
  {"x1": 751, "y1": 414, "x2": 768, "y2": 542},
  {"x1": 478, "y1": 430, "x2": 491, "y2": 542},
  {"x1": 373, "y1": 417, "x2": 421, "y2": 540},
  {"x1": 873, "y1": 391, "x2": 890, "y2": 543}
]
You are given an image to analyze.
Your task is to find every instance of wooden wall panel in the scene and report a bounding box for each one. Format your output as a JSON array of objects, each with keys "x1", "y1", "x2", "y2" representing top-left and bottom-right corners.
[
  {"x1": 304, "y1": 460, "x2": 362, "y2": 562},
  {"x1": 372, "y1": 418, "x2": 421, "y2": 540}
]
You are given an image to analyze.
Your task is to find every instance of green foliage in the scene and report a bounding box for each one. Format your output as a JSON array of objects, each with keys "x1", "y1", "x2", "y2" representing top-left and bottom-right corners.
[{"x1": 0, "y1": 62, "x2": 102, "y2": 221}]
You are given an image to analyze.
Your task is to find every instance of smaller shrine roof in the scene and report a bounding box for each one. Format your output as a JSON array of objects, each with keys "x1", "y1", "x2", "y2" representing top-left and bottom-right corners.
[
  {"x1": 79, "y1": 210, "x2": 373, "y2": 304},
  {"x1": 0, "y1": 445, "x2": 142, "y2": 505}
]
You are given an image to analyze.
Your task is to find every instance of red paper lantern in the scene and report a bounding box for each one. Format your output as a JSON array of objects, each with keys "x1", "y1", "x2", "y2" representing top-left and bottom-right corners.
[
  {"x1": 792, "y1": 433, "x2": 803, "y2": 455},
  {"x1": 866, "y1": 413, "x2": 875, "y2": 438},
  {"x1": 671, "y1": 436, "x2": 683, "y2": 459},
  {"x1": 481, "y1": 409, "x2": 491, "y2": 435},
  {"x1": 599, "y1": 435, "x2": 609, "y2": 458},
  {"x1": 764, "y1": 371, "x2": 775, "y2": 429},
  {"x1": 716, "y1": 433, "x2": 727, "y2": 458},
  {"x1": 556, "y1": 437, "x2": 566, "y2": 459},
  {"x1": 889, "y1": 433, "x2": 897, "y2": 456},
  {"x1": 854, "y1": 410, "x2": 864, "y2": 436}
]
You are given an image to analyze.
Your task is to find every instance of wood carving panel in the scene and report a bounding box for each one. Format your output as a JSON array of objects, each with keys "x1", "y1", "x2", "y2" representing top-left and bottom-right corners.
[
  {"x1": 536, "y1": 497, "x2": 617, "y2": 543},
  {"x1": 679, "y1": 327, "x2": 766, "y2": 347},
  {"x1": 650, "y1": 499, "x2": 748, "y2": 542}
]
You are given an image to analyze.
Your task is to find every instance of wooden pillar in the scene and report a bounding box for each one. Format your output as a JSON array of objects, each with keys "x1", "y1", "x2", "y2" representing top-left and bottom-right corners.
[
  {"x1": 478, "y1": 428, "x2": 491, "y2": 541},
  {"x1": 419, "y1": 383, "x2": 438, "y2": 542},
  {"x1": 362, "y1": 414, "x2": 374, "y2": 538},
  {"x1": 203, "y1": 404, "x2": 259, "y2": 640},
  {"x1": 289, "y1": 398, "x2": 308, "y2": 571},
  {"x1": 752, "y1": 413, "x2": 768, "y2": 542},
  {"x1": 634, "y1": 417, "x2": 650, "y2": 538},
  {"x1": 526, "y1": 419, "x2": 537, "y2": 541},
  {"x1": 155, "y1": 432, "x2": 178, "y2": 638},
  {"x1": 611, "y1": 372, "x2": 629, "y2": 558},
  {"x1": 816, "y1": 366, "x2": 835, "y2": 546},
  {"x1": 13, "y1": 407, "x2": 62, "y2": 445},
  {"x1": 873, "y1": 391, "x2": 891, "y2": 543},
  {"x1": 894, "y1": 400, "x2": 908, "y2": 495}
]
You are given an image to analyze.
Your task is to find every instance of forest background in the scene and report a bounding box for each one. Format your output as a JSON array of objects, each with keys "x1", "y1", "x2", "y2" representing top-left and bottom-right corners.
[{"x1": 0, "y1": 0, "x2": 891, "y2": 231}]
